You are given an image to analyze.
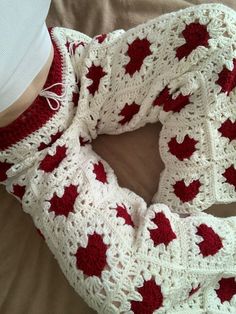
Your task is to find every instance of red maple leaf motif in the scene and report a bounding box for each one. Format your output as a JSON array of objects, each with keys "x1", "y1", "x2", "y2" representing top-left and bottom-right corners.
[
  {"x1": 74, "y1": 232, "x2": 108, "y2": 277},
  {"x1": 216, "y1": 59, "x2": 236, "y2": 95},
  {"x1": 176, "y1": 22, "x2": 210, "y2": 60},
  {"x1": 215, "y1": 277, "x2": 236, "y2": 303},
  {"x1": 113, "y1": 203, "x2": 135, "y2": 227},
  {"x1": 168, "y1": 135, "x2": 198, "y2": 160},
  {"x1": 48, "y1": 184, "x2": 79, "y2": 217},
  {"x1": 86, "y1": 64, "x2": 107, "y2": 96},
  {"x1": 125, "y1": 37, "x2": 152, "y2": 76},
  {"x1": 173, "y1": 179, "x2": 201, "y2": 202},
  {"x1": 196, "y1": 224, "x2": 223, "y2": 257},
  {"x1": 218, "y1": 118, "x2": 236, "y2": 142},
  {"x1": 39, "y1": 145, "x2": 67, "y2": 173},
  {"x1": 149, "y1": 211, "x2": 177, "y2": 247},
  {"x1": 118, "y1": 102, "x2": 140, "y2": 125},
  {"x1": 223, "y1": 165, "x2": 236, "y2": 189},
  {"x1": 153, "y1": 86, "x2": 190, "y2": 112},
  {"x1": 93, "y1": 161, "x2": 108, "y2": 184},
  {"x1": 131, "y1": 279, "x2": 164, "y2": 313}
]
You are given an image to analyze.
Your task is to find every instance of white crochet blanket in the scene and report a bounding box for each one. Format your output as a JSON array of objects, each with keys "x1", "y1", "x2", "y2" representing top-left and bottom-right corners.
[{"x1": 1, "y1": 3, "x2": 236, "y2": 313}]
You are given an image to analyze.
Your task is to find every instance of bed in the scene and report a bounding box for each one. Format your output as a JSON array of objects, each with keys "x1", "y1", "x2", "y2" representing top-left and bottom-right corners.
[{"x1": 1, "y1": 0, "x2": 236, "y2": 313}]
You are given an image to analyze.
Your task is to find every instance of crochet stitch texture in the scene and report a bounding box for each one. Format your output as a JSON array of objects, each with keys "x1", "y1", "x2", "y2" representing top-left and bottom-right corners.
[{"x1": 1, "y1": 3, "x2": 236, "y2": 313}]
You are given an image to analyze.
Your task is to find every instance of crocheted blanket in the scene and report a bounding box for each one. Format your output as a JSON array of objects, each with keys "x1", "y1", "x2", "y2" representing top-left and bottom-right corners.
[{"x1": 1, "y1": 2, "x2": 236, "y2": 314}]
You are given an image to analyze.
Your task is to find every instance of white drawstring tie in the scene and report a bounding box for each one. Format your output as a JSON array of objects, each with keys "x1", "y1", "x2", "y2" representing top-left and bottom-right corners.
[{"x1": 39, "y1": 82, "x2": 69, "y2": 110}]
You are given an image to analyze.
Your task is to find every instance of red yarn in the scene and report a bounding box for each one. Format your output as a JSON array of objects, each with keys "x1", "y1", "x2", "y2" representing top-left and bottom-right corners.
[
  {"x1": 218, "y1": 118, "x2": 236, "y2": 142},
  {"x1": 223, "y1": 165, "x2": 236, "y2": 190},
  {"x1": 69, "y1": 41, "x2": 85, "y2": 55},
  {"x1": 0, "y1": 27, "x2": 63, "y2": 151},
  {"x1": 86, "y1": 63, "x2": 107, "y2": 96},
  {"x1": 125, "y1": 37, "x2": 152, "y2": 76},
  {"x1": 130, "y1": 279, "x2": 164, "y2": 313},
  {"x1": 93, "y1": 161, "x2": 108, "y2": 184},
  {"x1": 149, "y1": 211, "x2": 177, "y2": 247},
  {"x1": 39, "y1": 145, "x2": 67, "y2": 173},
  {"x1": 152, "y1": 86, "x2": 190, "y2": 112},
  {"x1": 176, "y1": 22, "x2": 210, "y2": 60},
  {"x1": 48, "y1": 184, "x2": 79, "y2": 217},
  {"x1": 79, "y1": 136, "x2": 91, "y2": 146},
  {"x1": 216, "y1": 58, "x2": 236, "y2": 95},
  {"x1": 112, "y1": 203, "x2": 135, "y2": 227},
  {"x1": 75, "y1": 232, "x2": 108, "y2": 277},
  {"x1": 196, "y1": 224, "x2": 223, "y2": 257},
  {"x1": 118, "y1": 102, "x2": 140, "y2": 125},
  {"x1": 215, "y1": 277, "x2": 236, "y2": 303},
  {"x1": 0, "y1": 161, "x2": 13, "y2": 182},
  {"x1": 38, "y1": 131, "x2": 63, "y2": 151},
  {"x1": 95, "y1": 34, "x2": 107, "y2": 44},
  {"x1": 168, "y1": 135, "x2": 198, "y2": 161},
  {"x1": 12, "y1": 184, "x2": 26, "y2": 200},
  {"x1": 173, "y1": 179, "x2": 201, "y2": 202}
]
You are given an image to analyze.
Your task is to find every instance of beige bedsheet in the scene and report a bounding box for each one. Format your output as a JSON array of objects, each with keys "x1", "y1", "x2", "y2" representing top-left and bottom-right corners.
[{"x1": 1, "y1": 1, "x2": 236, "y2": 313}]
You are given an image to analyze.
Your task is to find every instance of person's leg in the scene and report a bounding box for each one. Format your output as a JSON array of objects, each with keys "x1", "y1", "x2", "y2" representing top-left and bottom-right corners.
[
  {"x1": 1, "y1": 3, "x2": 236, "y2": 313},
  {"x1": 71, "y1": 3, "x2": 235, "y2": 139},
  {"x1": 69, "y1": 2, "x2": 236, "y2": 215},
  {"x1": 54, "y1": 3, "x2": 236, "y2": 312},
  {"x1": 26, "y1": 135, "x2": 236, "y2": 313}
]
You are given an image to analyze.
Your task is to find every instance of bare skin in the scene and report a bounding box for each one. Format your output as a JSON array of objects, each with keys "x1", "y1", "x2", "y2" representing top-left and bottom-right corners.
[{"x1": 0, "y1": 44, "x2": 54, "y2": 128}]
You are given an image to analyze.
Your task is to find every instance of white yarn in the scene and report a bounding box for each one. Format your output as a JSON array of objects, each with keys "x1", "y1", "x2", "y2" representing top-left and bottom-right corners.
[
  {"x1": 39, "y1": 82, "x2": 70, "y2": 110},
  {"x1": 1, "y1": 3, "x2": 236, "y2": 314}
]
